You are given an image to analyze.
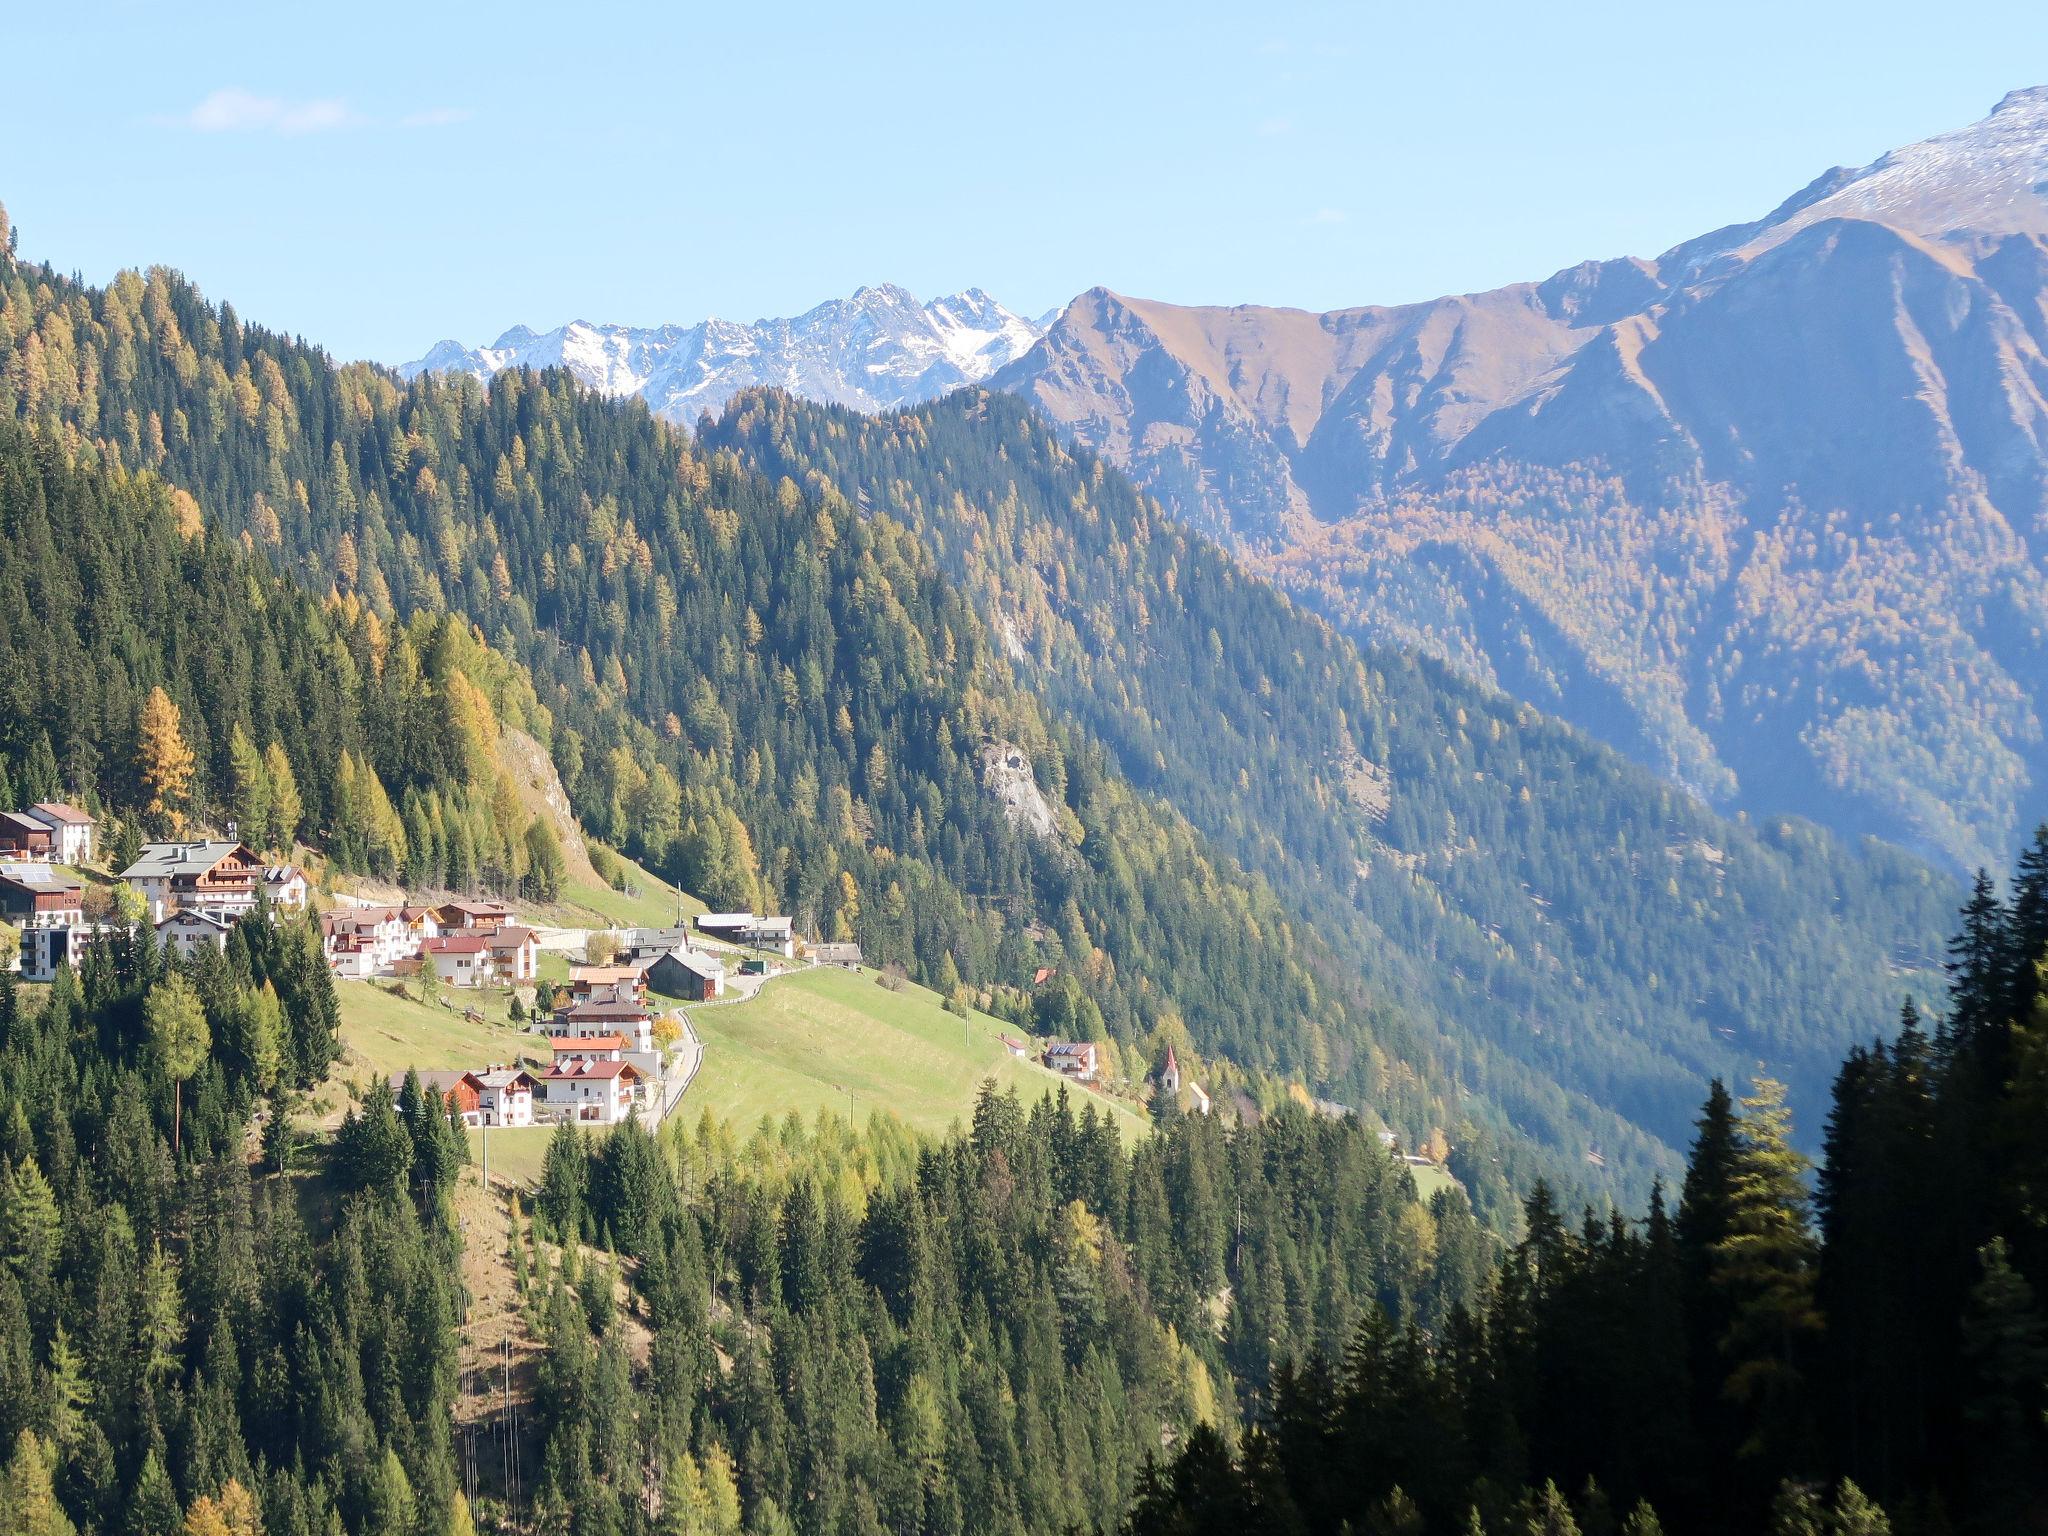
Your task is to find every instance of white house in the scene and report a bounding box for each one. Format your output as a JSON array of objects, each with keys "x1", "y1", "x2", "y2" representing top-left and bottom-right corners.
[
  {"x1": 157, "y1": 909, "x2": 235, "y2": 960},
  {"x1": 1044, "y1": 1042, "x2": 1099, "y2": 1082},
  {"x1": 19, "y1": 923, "x2": 108, "y2": 982},
  {"x1": 695, "y1": 912, "x2": 796, "y2": 958},
  {"x1": 321, "y1": 906, "x2": 421, "y2": 977},
  {"x1": 551, "y1": 1034, "x2": 624, "y2": 1065},
  {"x1": 24, "y1": 803, "x2": 93, "y2": 865},
  {"x1": 542, "y1": 1057, "x2": 641, "y2": 1124},
  {"x1": 553, "y1": 995, "x2": 655, "y2": 1054},
  {"x1": 475, "y1": 1065, "x2": 537, "y2": 1128},
  {"x1": 483, "y1": 924, "x2": 540, "y2": 984},
  {"x1": 420, "y1": 933, "x2": 490, "y2": 987}
]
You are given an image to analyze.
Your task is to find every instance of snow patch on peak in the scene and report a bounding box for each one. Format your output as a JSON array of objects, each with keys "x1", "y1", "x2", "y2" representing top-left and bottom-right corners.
[
  {"x1": 1748, "y1": 84, "x2": 2048, "y2": 251},
  {"x1": 400, "y1": 285, "x2": 1051, "y2": 421}
]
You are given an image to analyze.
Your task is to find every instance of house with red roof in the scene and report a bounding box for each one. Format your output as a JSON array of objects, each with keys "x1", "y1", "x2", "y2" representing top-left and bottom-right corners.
[
  {"x1": 421, "y1": 932, "x2": 491, "y2": 987},
  {"x1": 24, "y1": 803, "x2": 93, "y2": 865}
]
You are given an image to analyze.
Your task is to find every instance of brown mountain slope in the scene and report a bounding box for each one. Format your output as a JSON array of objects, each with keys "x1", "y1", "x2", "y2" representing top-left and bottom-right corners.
[{"x1": 994, "y1": 88, "x2": 2048, "y2": 870}]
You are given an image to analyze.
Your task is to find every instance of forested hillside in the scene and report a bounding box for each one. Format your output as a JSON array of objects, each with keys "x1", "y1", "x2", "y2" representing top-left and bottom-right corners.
[
  {"x1": 0, "y1": 212, "x2": 1968, "y2": 1198},
  {"x1": 704, "y1": 391, "x2": 1956, "y2": 1177},
  {"x1": 0, "y1": 226, "x2": 1479, "y2": 1191},
  {"x1": 0, "y1": 899, "x2": 475, "y2": 1533},
  {"x1": 1116, "y1": 830, "x2": 2048, "y2": 1536},
  {"x1": 992, "y1": 90, "x2": 2048, "y2": 874},
  {"x1": 513, "y1": 1090, "x2": 1484, "y2": 1536}
]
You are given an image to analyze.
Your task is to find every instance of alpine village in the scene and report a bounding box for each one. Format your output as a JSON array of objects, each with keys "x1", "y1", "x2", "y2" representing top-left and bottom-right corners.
[{"x1": 2, "y1": 49, "x2": 2048, "y2": 1536}]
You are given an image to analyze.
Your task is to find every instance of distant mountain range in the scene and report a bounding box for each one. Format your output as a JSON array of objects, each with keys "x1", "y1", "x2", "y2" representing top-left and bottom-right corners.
[
  {"x1": 402, "y1": 90, "x2": 2048, "y2": 873},
  {"x1": 400, "y1": 284, "x2": 1048, "y2": 422},
  {"x1": 994, "y1": 87, "x2": 2048, "y2": 873}
]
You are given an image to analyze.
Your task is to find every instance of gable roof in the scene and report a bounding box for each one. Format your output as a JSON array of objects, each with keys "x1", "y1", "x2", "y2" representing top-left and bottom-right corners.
[
  {"x1": 476, "y1": 1066, "x2": 537, "y2": 1091},
  {"x1": 422, "y1": 934, "x2": 489, "y2": 955},
  {"x1": 390, "y1": 1069, "x2": 483, "y2": 1098},
  {"x1": 122, "y1": 841, "x2": 257, "y2": 880},
  {"x1": 653, "y1": 947, "x2": 724, "y2": 978},
  {"x1": 29, "y1": 802, "x2": 92, "y2": 826},
  {"x1": 0, "y1": 811, "x2": 51, "y2": 837},
  {"x1": 157, "y1": 909, "x2": 235, "y2": 932},
  {"x1": 542, "y1": 1057, "x2": 639, "y2": 1082},
  {"x1": 485, "y1": 924, "x2": 537, "y2": 950},
  {"x1": 552, "y1": 1034, "x2": 626, "y2": 1052}
]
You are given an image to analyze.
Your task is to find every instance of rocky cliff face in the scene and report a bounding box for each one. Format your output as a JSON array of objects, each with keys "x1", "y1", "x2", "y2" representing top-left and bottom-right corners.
[{"x1": 994, "y1": 89, "x2": 2048, "y2": 870}]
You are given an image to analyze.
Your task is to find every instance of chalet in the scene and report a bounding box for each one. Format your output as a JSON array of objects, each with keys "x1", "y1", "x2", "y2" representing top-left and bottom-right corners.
[
  {"x1": 695, "y1": 911, "x2": 796, "y2": 958},
  {"x1": 1043, "y1": 1042, "x2": 1099, "y2": 1082},
  {"x1": 999, "y1": 1034, "x2": 1031, "y2": 1059},
  {"x1": 0, "y1": 813, "x2": 54, "y2": 861},
  {"x1": 420, "y1": 933, "x2": 490, "y2": 987},
  {"x1": 430, "y1": 897, "x2": 513, "y2": 932},
  {"x1": 554, "y1": 997, "x2": 655, "y2": 1054},
  {"x1": 568, "y1": 964, "x2": 647, "y2": 1002},
  {"x1": 621, "y1": 926, "x2": 692, "y2": 958},
  {"x1": 642, "y1": 946, "x2": 724, "y2": 1001},
  {"x1": 321, "y1": 906, "x2": 420, "y2": 977},
  {"x1": 806, "y1": 941, "x2": 862, "y2": 969},
  {"x1": 475, "y1": 1065, "x2": 538, "y2": 1127},
  {"x1": 19, "y1": 923, "x2": 107, "y2": 982},
  {"x1": 391, "y1": 1069, "x2": 484, "y2": 1127},
  {"x1": 157, "y1": 909, "x2": 235, "y2": 959},
  {"x1": 0, "y1": 868, "x2": 83, "y2": 930},
  {"x1": 483, "y1": 924, "x2": 540, "y2": 984},
  {"x1": 121, "y1": 842, "x2": 307, "y2": 924},
  {"x1": 541, "y1": 1056, "x2": 641, "y2": 1124},
  {"x1": 24, "y1": 803, "x2": 93, "y2": 865}
]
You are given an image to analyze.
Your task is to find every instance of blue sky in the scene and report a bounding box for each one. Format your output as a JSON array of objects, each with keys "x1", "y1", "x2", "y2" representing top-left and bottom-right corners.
[{"x1": 5, "y1": 1, "x2": 2044, "y2": 363}]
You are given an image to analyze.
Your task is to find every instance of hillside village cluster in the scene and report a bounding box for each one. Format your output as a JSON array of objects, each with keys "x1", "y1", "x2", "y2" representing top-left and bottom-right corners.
[{"x1": 1, "y1": 798, "x2": 1207, "y2": 1125}]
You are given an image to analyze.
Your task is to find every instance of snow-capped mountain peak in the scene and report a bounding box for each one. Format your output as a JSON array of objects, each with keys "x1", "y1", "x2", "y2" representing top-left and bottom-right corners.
[
  {"x1": 1669, "y1": 84, "x2": 2048, "y2": 271},
  {"x1": 403, "y1": 287, "x2": 1052, "y2": 423}
]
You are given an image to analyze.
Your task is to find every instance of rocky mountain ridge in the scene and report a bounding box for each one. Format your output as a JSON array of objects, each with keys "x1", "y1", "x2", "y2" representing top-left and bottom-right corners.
[
  {"x1": 991, "y1": 87, "x2": 2048, "y2": 871},
  {"x1": 401, "y1": 283, "x2": 1046, "y2": 422}
]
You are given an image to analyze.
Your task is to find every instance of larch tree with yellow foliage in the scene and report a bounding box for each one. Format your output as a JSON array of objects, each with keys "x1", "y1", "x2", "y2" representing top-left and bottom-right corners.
[{"x1": 135, "y1": 686, "x2": 195, "y2": 833}]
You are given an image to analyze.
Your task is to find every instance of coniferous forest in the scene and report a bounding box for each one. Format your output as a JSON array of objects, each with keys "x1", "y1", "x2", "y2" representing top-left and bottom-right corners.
[{"x1": 0, "y1": 202, "x2": 2045, "y2": 1536}]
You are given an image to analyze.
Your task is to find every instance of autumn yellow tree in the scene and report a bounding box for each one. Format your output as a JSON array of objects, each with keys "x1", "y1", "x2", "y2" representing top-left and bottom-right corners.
[
  {"x1": 183, "y1": 1477, "x2": 263, "y2": 1536},
  {"x1": 136, "y1": 686, "x2": 196, "y2": 832}
]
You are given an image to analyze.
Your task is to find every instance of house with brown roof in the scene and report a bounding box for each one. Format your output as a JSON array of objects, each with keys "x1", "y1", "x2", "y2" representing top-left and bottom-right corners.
[
  {"x1": 321, "y1": 906, "x2": 422, "y2": 978},
  {"x1": 430, "y1": 897, "x2": 514, "y2": 932},
  {"x1": 541, "y1": 1057, "x2": 641, "y2": 1124},
  {"x1": 391, "y1": 1069, "x2": 484, "y2": 1126},
  {"x1": 0, "y1": 813, "x2": 54, "y2": 862},
  {"x1": 483, "y1": 924, "x2": 539, "y2": 984},
  {"x1": 0, "y1": 868, "x2": 82, "y2": 931}
]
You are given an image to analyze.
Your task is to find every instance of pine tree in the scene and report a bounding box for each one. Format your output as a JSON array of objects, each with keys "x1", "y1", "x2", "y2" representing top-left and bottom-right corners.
[
  {"x1": 144, "y1": 973, "x2": 210, "y2": 1153},
  {"x1": 226, "y1": 726, "x2": 270, "y2": 850},
  {"x1": 262, "y1": 742, "x2": 302, "y2": 852},
  {"x1": 2, "y1": 1429, "x2": 77, "y2": 1536},
  {"x1": 1713, "y1": 1079, "x2": 1821, "y2": 1474}
]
